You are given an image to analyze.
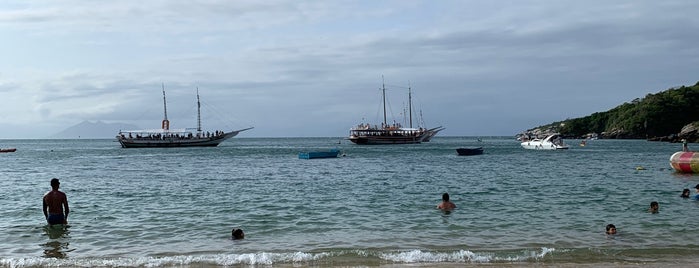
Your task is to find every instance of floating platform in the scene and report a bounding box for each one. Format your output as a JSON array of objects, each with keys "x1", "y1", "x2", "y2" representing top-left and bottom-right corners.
[{"x1": 670, "y1": 151, "x2": 699, "y2": 173}]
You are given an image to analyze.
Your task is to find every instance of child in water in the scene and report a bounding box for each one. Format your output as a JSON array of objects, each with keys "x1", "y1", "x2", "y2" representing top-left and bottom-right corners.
[{"x1": 605, "y1": 224, "x2": 617, "y2": 235}]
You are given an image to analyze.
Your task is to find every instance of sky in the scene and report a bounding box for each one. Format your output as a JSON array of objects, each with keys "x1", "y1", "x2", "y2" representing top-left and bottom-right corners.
[{"x1": 1, "y1": 0, "x2": 698, "y2": 139}]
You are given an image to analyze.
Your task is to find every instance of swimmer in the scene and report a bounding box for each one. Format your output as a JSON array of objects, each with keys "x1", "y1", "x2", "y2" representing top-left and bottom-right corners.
[
  {"x1": 436, "y1": 192, "x2": 456, "y2": 210},
  {"x1": 232, "y1": 228, "x2": 244, "y2": 240},
  {"x1": 605, "y1": 224, "x2": 617, "y2": 235},
  {"x1": 649, "y1": 201, "x2": 659, "y2": 213},
  {"x1": 681, "y1": 188, "x2": 691, "y2": 198}
]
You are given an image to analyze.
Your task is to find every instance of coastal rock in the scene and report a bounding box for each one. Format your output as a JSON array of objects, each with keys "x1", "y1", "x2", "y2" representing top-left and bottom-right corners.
[
  {"x1": 679, "y1": 122, "x2": 699, "y2": 143},
  {"x1": 518, "y1": 126, "x2": 559, "y2": 140},
  {"x1": 601, "y1": 128, "x2": 634, "y2": 139}
]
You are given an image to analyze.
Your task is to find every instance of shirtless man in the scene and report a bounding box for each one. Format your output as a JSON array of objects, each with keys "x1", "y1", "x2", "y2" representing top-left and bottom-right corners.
[
  {"x1": 437, "y1": 192, "x2": 456, "y2": 210},
  {"x1": 43, "y1": 178, "x2": 69, "y2": 225}
]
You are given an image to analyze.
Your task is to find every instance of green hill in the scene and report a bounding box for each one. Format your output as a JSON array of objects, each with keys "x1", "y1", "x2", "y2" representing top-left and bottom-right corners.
[{"x1": 524, "y1": 81, "x2": 699, "y2": 140}]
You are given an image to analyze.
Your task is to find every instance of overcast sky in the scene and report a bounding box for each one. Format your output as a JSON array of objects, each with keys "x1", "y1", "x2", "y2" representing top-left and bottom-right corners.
[{"x1": 1, "y1": 0, "x2": 698, "y2": 139}]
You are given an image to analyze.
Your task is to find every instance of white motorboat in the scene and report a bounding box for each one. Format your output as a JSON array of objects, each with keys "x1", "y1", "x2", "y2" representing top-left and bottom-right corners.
[{"x1": 520, "y1": 133, "x2": 569, "y2": 150}]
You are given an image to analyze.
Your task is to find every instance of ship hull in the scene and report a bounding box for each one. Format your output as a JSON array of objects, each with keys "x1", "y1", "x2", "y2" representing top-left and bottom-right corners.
[{"x1": 117, "y1": 129, "x2": 251, "y2": 148}]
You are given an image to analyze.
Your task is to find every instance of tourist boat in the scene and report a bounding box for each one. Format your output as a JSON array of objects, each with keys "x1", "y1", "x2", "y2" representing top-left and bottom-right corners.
[
  {"x1": 0, "y1": 148, "x2": 17, "y2": 153},
  {"x1": 520, "y1": 133, "x2": 569, "y2": 150},
  {"x1": 348, "y1": 79, "x2": 442, "y2": 145},
  {"x1": 116, "y1": 85, "x2": 253, "y2": 148},
  {"x1": 456, "y1": 147, "x2": 483, "y2": 156},
  {"x1": 298, "y1": 149, "x2": 341, "y2": 159}
]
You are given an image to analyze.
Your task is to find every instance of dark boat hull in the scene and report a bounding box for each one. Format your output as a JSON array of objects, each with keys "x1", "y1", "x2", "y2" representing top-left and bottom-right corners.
[
  {"x1": 348, "y1": 128, "x2": 429, "y2": 145},
  {"x1": 298, "y1": 149, "x2": 340, "y2": 159},
  {"x1": 456, "y1": 147, "x2": 483, "y2": 156},
  {"x1": 116, "y1": 128, "x2": 252, "y2": 148},
  {"x1": 348, "y1": 136, "x2": 424, "y2": 145}
]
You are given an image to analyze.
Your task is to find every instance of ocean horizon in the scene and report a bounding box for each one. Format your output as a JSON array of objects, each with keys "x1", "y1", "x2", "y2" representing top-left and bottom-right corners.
[{"x1": 2, "y1": 136, "x2": 699, "y2": 267}]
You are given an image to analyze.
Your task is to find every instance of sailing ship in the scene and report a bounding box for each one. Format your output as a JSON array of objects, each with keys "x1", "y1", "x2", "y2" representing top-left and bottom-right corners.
[
  {"x1": 116, "y1": 85, "x2": 253, "y2": 148},
  {"x1": 348, "y1": 80, "x2": 443, "y2": 145}
]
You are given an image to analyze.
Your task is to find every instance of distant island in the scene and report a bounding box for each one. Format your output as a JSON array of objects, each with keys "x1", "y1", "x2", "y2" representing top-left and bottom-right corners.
[
  {"x1": 51, "y1": 121, "x2": 140, "y2": 139},
  {"x1": 520, "y1": 81, "x2": 699, "y2": 142}
]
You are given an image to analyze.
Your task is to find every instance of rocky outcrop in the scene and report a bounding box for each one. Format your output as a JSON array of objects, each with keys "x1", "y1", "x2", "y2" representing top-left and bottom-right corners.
[
  {"x1": 645, "y1": 122, "x2": 699, "y2": 143},
  {"x1": 517, "y1": 124, "x2": 566, "y2": 140},
  {"x1": 600, "y1": 128, "x2": 630, "y2": 139},
  {"x1": 679, "y1": 122, "x2": 699, "y2": 143}
]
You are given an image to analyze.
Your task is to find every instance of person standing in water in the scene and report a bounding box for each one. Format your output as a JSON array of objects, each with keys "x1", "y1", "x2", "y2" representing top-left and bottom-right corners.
[
  {"x1": 437, "y1": 192, "x2": 456, "y2": 210},
  {"x1": 43, "y1": 178, "x2": 70, "y2": 225}
]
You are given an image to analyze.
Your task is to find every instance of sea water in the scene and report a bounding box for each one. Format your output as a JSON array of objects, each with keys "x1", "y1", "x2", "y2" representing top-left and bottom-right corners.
[{"x1": 1, "y1": 137, "x2": 699, "y2": 267}]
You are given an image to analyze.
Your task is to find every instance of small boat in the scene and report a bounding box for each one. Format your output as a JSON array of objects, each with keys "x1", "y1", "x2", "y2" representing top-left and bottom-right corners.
[
  {"x1": 298, "y1": 149, "x2": 341, "y2": 159},
  {"x1": 116, "y1": 84, "x2": 253, "y2": 148},
  {"x1": 0, "y1": 148, "x2": 17, "y2": 153},
  {"x1": 456, "y1": 147, "x2": 483, "y2": 156},
  {"x1": 520, "y1": 133, "x2": 569, "y2": 150}
]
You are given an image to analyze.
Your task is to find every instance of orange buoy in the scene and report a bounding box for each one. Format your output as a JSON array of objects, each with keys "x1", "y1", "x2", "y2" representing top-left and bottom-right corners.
[{"x1": 670, "y1": 151, "x2": 699, "y2": 173}]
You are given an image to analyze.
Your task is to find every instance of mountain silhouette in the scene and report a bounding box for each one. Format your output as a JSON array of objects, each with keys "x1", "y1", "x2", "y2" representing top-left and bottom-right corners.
[{"x1": 51, "y1": 121, "x2": 140, "y2": 139}]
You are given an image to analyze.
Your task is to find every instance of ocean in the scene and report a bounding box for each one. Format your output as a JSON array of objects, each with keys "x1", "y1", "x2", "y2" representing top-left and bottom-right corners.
[{"x1": 1, "y1": 137, "x2": 699, "y2": 267}]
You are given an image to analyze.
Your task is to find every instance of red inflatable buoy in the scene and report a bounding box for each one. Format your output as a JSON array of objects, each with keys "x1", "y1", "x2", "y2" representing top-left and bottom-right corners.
[{"x1": 670, "y1": 151, "x2": 699, "y2": 173}]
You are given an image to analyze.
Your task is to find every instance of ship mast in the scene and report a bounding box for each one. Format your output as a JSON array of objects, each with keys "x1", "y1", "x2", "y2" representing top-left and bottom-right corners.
[
  {"x1": 382, "y1": 76, "x2": 387, "y2": 127},
  {"x1": 161, "y1": 83, "x2": 170, "y2": 130},
  {"x1": 196, "y1": 87, "x2": 202, "y2": 133},
  {"x1": 408, "y1": 83, "x2": 413, "y2": 128}
]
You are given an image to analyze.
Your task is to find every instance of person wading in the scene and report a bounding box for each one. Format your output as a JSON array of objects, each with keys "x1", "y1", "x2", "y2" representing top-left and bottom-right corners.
[{"x1": 43, "y1": 178, "x2": 70, "y2": 225}]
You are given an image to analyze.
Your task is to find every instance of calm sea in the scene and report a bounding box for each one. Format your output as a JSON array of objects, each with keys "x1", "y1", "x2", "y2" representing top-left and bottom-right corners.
[{"x1": 1, "y1": 137, "x2": 699, "y2": 267}]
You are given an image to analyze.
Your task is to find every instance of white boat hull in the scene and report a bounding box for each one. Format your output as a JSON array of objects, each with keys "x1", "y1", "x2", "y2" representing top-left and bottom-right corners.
[
  {"x1": 520, "y1": 141, "x2": 569, "y2": 150},
  {"x1": 520, "y1": 133, "x2": 569, "y2": 150}
]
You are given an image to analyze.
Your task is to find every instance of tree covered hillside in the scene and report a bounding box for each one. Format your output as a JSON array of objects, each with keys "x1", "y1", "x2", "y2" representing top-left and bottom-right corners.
[{"x1": 528, "y1": 81, "x2": 699, "y2": 139}]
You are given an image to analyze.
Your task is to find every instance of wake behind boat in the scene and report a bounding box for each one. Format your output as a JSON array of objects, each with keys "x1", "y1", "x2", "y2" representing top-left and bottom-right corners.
[
  {"x1": 348, "y1": 79, "x2": 443, "y2": 145},
  {"x1": 116, "y1": 85, "x2": 253, "y2": 148}
]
